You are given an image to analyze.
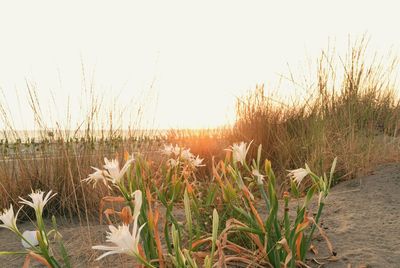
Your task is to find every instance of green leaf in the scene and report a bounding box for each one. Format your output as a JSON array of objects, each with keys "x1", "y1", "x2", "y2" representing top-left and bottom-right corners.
[
  {"x1": 59, "y1": 241, "x2": 71, "y2": 268},
  {"x1": 183, "y1": 189, "x2": 193, "y2": 249},
  {"x1": 290, "y1": 180, "x2": 300, "y2": 198},
  {"x1": 235, "y1": 226, "x2": 264, "y2": 236},
  {"x1": 205, "y1": 183, "x2": 218, "y2": 206},
  {"x1": 232, "y1": 205, "x2": 257, "y2": 227},
  {"x1": 183, "y1": 249, "x2": 199, "y2": 268},
  {"x1": 212, "y1": 209, "x2": 219, "y2": 245},
  {"x1": 207, "y1": 209, "x2": 219, "y2": 268},
  {"x1": 303, "y1": 185, "x2": 317, "y2": 208},
  {"x1": 51, "y1": 216, "x2": 71, "y2": 268},
  {"x1": 0, "y1": 251, "x2": 27, "y2": 255}
]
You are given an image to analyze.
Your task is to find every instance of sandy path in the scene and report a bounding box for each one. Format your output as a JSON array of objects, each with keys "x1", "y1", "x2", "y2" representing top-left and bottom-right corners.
[{"x1": 1, "y1": 164, "x2": 399, "y2": 267}]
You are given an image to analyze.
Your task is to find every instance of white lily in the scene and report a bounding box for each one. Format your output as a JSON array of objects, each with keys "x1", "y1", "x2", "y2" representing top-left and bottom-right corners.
[
  {"x1": 252, "y1": 169, "x2": 265, "y2": 185},
  {"x1": 227, "y1": 141, "x2": 251, "y2": 165},
  {"x1": 172, "y1": 144, "x2": 181, "y2": 156},
  {"x1": 287, "y1": 168, "x2": 309, "y2": 185},
  {"x1": 191, "y1": 155, "x2": 205, "y2": 167},
  {"x1": 167, "y1": 158, "x2": 180, "y2": 167},
  {"x1": 131, "y1": 190, "x2": 142, "y2": 220},
  {"x1": 180, "y1": 148, "x2": 194, "y2": 161},
  {"x1": 21, "y1": 230, "x2": 39, "y2": 248},
  {"x1": 83, "y1": 167, "x2": 108, "y2": 188},
  {"x1": 162, "y1": 144, "x2": 174, "y2": 156},
  {"x1": 92, "y1": 223, "x2": 145, "y2": 260},
  {"x1": 19, "y1": 190, "x2": 56, "y2": 216},
  {"x1": 93, "y1": 189, "x2": 145, "y2": 260},
  {"x1": 0, "y1": 204, "x2": 20, "y2": 232},
  {"x1": 162, "y1": 144, "x2": 182, "y2": 156},
  {"x1": 103, "y1": 156, "x2": 134, "y2": 184}
]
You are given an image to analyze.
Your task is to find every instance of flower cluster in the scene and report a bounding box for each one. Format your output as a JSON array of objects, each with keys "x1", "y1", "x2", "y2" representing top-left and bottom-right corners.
[
  {"x1": 1, "y1": 190, "x2": 57, "y2": 233},
  {"x1": 1, "y1": 140, "x2": 336, "y2": 268},
  {"x1": 162, "y1": 144, "x2": 204, "y2": 169}
]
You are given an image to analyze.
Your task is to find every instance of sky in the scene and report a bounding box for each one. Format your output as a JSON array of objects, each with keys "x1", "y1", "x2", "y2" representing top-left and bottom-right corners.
[{"x1": 0, "y1": 0, "x2": 399, "y2": 130}]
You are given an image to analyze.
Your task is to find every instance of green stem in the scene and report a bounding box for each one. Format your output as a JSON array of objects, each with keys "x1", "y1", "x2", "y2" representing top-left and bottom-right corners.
[
  {"x1": 259, "y1": 184, "x2": 270, "y2": 214},
  {"x1": 302, "y1": 202, "x2": 324, "y2": 260},
  {"x1": 283, "y1": 196, "x2": 290, "y2": 240},
  {"x1": 134, "y1": 252, "x2": 156, "y2": 268}
]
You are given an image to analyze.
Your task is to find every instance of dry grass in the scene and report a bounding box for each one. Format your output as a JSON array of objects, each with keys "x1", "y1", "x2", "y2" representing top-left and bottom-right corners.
[
  {"x1": 0, "y1": 38, "x2": 399, "y2": 219},
  {"x1": 176, "y1": 39, "x2": 400, "y2": 188}
]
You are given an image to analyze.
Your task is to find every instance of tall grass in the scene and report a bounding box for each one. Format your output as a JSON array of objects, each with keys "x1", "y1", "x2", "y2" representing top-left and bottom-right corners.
[
  {"x1": 0, "y1": 77, "x2": 163, "y2": 220},
  {"x1": 232, "y1": 40, "x2": 400, "y2": 186},
  {"x1": 0, "y1": 39, "x2": 399, "y2": 218}
]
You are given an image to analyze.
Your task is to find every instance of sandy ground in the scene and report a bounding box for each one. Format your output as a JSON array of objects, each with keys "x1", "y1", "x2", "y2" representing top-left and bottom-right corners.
[
  {"x1": 1, "y1": 163, "x2": 399, "y2": 267},
  {"x1": 310, "y1": 163, "x2": 400, "y2": 267}
]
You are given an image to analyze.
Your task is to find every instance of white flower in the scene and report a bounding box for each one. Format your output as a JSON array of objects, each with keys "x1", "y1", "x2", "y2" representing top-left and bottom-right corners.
[
  {"x1": 227, "y1": 141, "x2": 251, "y2": 165},
  {"x1": 172, "y1": 145, "x2": 181, "y2": 156},
  {"x1": 287, "y1": 168, "x2": 309, "y2": 185},
  {"x1": 167, "y1": 158, "x2": 180, "y2": 167},
  {"x1": 164, "y1": 144, "x2": 204, "y2": 169},
  {"x1": 162, "y1": 144, "x2": 174, "y2": 156},
  {"x1": 92, "y1": 223, "x2": 145, "y2": 260},
  {"x1": 83, "y1": 167, "x2": 108, "y2": 188},
  {"x1": 103, "y1": 158, "x2": 120, "y2": 181},
  {"x1": 131, "y1": 190, "x2": 142, "y2": 220},
  {"x1": 191, "y1": 155, "x2": 205, "y2": 167},
  {"x1": 21, "y1": 230, "x2": 39, "y2": 248},
  {"x1": 180, "y1": 148, "x2": 194, "y2": 161},
  {"x1": 0, "y1": 204, "x2": 20, "y2": 231},
  {"x1": 19, "y1": 190, "x2": 57, "y2": 215},
  {"x1": 103, "y1": 157, "x2": 134, "y2": 184},
  {"x1": 252, "y1": 169, "x2": 265, "y2": 185},
  {"x1": 162, "y1": 144, "x2": 181, "y2": 156},
  {"x1": 93, "y1": 189, "x2": 145, "y2": 260}
]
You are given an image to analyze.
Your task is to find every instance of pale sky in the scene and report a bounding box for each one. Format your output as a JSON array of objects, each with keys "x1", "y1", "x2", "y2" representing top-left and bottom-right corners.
[{"x1": 0, "y1": 0, "x2": 399, "y2": 130}]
